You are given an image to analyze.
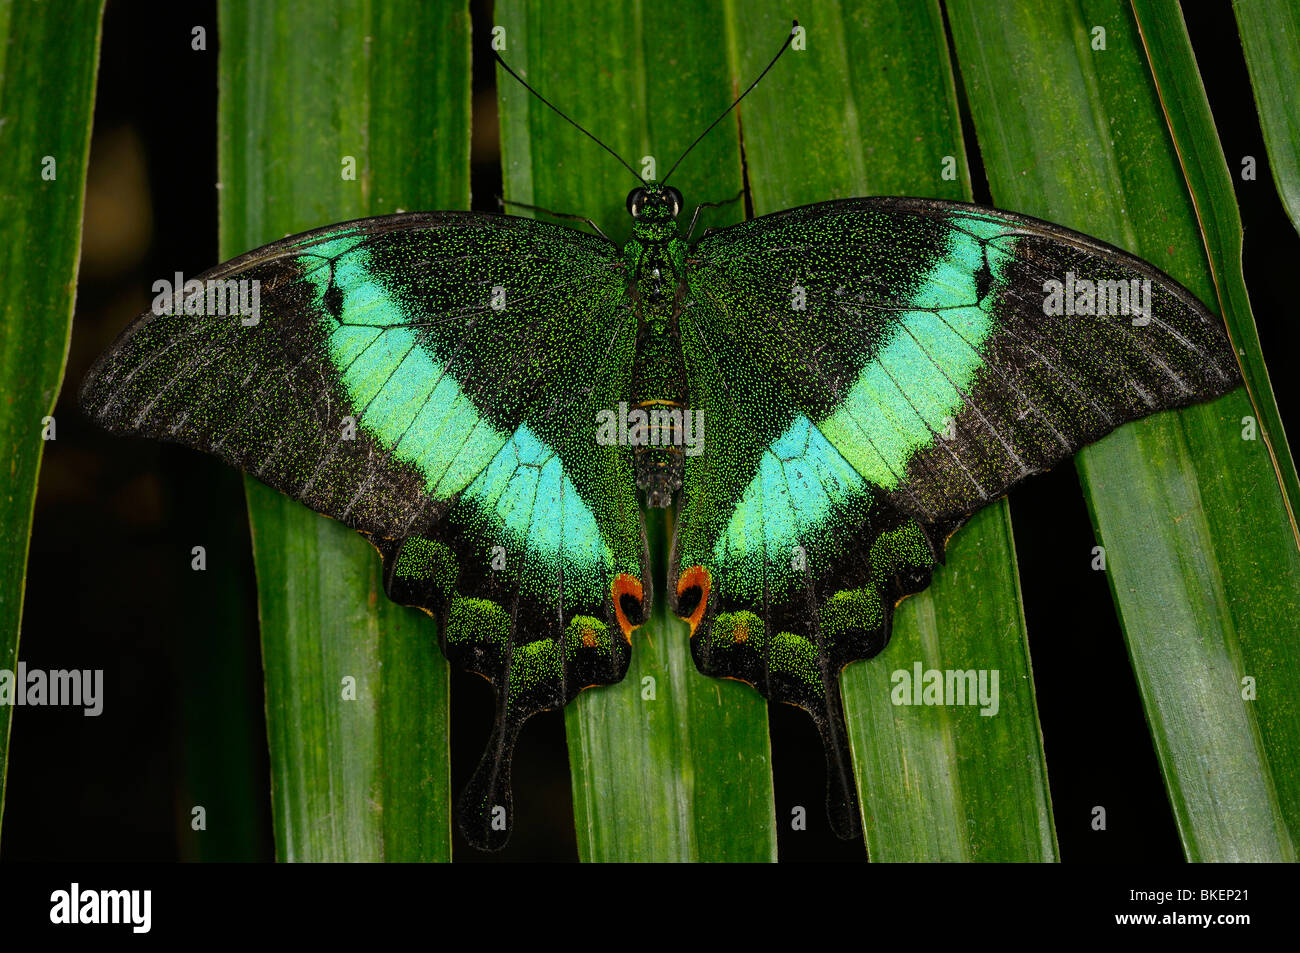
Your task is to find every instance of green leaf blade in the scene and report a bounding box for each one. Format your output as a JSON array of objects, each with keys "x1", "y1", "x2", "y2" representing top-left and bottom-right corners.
[
  {"x1": 0, "y1": 0, "x2": 105, "y2": 832},
  {"x1": 496, "y1": 0, "x2": 778, "y2": 862},
  {"x1": 946, "y1": 0, "x2": 1300, "y2": 861},
  {"x1": 729, "y1": 0, "x2": 1057, "y2": 861},
  {"x1": 1132, "y1": 0, "x2": 1300, "y2": 548},
  {"x1": 217, "y1": 0, "x2": 471, "y2": 862},
  {"x1": 565, "y1": 510, "x2": 777, "y2": 861},
  {"x1": 1235, "y1": 0, "x2": 1300, "y2": 240}
]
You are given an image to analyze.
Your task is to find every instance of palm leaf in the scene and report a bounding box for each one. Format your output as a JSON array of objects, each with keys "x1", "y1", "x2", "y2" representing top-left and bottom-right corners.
[
  {"x1": 728, "y1": 0, "x2": 1057, "y2": 861},
  {"x1": 0, "y1": 0, "x2": 104, "y2": 833},
  {"x1": 1236, "y1": 0, "x2": 1300, "y2": 241},
  {"x1": 1133, "y1": 0, "x2": 1299, "y2": 538},
  {"x1": 216, "y1": 0, "x2": 470, "y2": 861},
  {"x1": 946, "y1": 0, "x2": 1299, "y2": 860},
  {"x1": 496, "y1": 0, "x2": 779, "y2": 861}
]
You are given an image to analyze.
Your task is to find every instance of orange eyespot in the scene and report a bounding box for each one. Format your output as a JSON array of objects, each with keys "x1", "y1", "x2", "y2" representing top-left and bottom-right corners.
[
  {"x1": 675, "y1": 565, "x2": 711, "y2": 636},
  {"x1": 612, "y1": 573, "x2": 645, "y2": 642}
]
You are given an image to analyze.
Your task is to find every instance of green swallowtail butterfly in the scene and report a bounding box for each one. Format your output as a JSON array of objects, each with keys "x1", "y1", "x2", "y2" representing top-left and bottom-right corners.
[{"x1": 80, "y1": 21, "x2": 1241, "y2": 851}]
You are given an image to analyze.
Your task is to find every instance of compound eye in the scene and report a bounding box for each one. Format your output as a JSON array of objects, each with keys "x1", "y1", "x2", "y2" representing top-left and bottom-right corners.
[
  {"x1": 626, "y1": 187, "x2": 649, "y2": 218},
  {"x1": 663, "y1": 186, "x2": 683, "y2": 217}
]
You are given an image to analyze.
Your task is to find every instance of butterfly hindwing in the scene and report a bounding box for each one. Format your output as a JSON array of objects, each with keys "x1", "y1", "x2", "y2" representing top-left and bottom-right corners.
[
  {"x1": 79, "y1": 212, "x2": 650, "y2": 849},
  {"x1": 672, "y1": 196, "x2": 1240, "y2": 837}
]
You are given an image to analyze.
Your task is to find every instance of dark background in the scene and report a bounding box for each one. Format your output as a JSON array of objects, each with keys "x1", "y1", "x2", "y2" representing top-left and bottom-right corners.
[{"x1": 3, "y1": 0, "x2": 1296, "y2": 862}]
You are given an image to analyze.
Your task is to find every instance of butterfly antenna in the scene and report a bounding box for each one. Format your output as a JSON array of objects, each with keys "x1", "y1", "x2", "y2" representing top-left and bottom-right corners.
[
  {"x1": 661, "y1": 19, "x2": 800, "y2": 185},
  {"x1": 493, "y1": 51, "x2": 645, "y2": 184}
]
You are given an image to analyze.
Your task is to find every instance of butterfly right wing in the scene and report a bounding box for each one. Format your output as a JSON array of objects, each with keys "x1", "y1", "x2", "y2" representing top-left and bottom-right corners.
[
  {"x1": 80, "y1": 212, "x2": 648, "y2": 849},
  {"x1": 672, "y1": 196, "x2": 1240, "y2": 837}
]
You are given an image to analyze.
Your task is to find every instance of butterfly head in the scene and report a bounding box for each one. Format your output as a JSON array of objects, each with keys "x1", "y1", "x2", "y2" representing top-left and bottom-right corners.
[{"x1": 627, "y1": 182, "x2": 682, "y2": 223}]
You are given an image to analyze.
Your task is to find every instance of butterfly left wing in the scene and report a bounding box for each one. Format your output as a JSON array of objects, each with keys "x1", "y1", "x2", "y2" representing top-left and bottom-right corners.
[
  {"x1": 672, "y1": 196, "x2": 1240, "y2": 838},
  {"x1": 79, "y1": 212, "x2": 649, "y2": 849}
]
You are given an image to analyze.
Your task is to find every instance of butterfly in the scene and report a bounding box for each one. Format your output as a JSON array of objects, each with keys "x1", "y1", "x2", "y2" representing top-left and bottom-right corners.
[{"x1": 79, "y1": 22, "x2": 1241, "y2": 851}]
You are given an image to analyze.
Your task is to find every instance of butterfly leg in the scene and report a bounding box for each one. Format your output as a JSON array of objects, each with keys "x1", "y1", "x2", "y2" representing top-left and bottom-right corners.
[
  {"x1": 496, "y1": 196, "x2": 613, "y2": 242},
  {"x1": 685, "y1": 188, "x2": 746, "y2": 241}
]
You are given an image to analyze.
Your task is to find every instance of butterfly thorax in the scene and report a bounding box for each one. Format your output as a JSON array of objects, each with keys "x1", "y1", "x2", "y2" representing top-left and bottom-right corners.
[{"x1": 623, "y1": 190, "x2": 691, "y2": 508}]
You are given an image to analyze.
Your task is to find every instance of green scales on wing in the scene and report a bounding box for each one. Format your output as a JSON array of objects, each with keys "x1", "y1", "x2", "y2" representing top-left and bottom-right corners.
[{"x1": 79, "y1": 24, "x2": 1241, "y2": 850}]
